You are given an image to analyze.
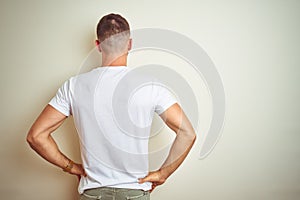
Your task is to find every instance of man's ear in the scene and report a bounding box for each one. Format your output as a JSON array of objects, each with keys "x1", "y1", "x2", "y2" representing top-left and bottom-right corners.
[
  {"x1": 128, "y1": 38, "x2": 132, "y2": 51},
  {"x1": 95, "y1": 40, "x2": 102, "y2": 52}
]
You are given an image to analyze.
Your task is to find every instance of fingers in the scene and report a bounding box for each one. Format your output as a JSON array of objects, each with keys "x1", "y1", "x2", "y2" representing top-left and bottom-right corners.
[
  {"x1": 70, "y1": 163, "x2": 87, "y2": 177},
  {"x1": 79, "y1": 166, "x2": 87, "y2": 177},
  {"x1": 79, "y1": 169, "x2": 87, "y2": 177},
  {"x1": 139, "y1": 171, "x2": 163, "y2": 184},
  {"x1": 75, "y1": 169, "x2": 86, "y2": 182},
  {"x1": 138, "y1": 177, "x2": 147, "y2": 184},
  {"x1": 138, "y1": 173, "x2": 155, "y2": 184},
  {"x1": 150, "y1": 183, "x2": 157, "y2": 192},
  {"x1": 83, "y1": 170, "x2": 87, "y2": 177},
  {"x1": 138, "y1": 172, "x2": 164, "y2": 193}
]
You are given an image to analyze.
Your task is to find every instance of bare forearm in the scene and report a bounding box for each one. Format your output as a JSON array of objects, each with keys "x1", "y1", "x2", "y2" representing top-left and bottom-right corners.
[
  {"x1": 27, "y1": 132, "x2": 86, "y2": 178},
  {"x1": 159, "y1": 132, "x2": 196, "y2": 179},
  {"x1": 27, "y1": 133, "x2": 69, "y2": 169},
  {"x1": 139, "y1": 104, "x2": 196, "y2": 191},
  {"x1": 27, "y1": 105, "x2": 86, "y2": 177},
  {"x1": 138, "y1": 131, "x2": 196, "y2": 190}
]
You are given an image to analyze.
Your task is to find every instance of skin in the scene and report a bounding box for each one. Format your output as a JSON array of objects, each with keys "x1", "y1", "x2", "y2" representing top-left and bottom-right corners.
[
  {"x1": 27, "y1": 105, "x2": 86, "y2": 179},
  {"x1": 139, "y1": 103, "x2": 196, "y2": 192},
  {"x1": 27, "y1": 37, "x2": 196, "y2": 192}
]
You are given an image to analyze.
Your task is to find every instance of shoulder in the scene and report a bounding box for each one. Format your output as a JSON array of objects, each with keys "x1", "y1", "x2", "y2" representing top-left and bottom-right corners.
[{"x1": 67, "y1": 68, "x2": 101, "y2": 85}]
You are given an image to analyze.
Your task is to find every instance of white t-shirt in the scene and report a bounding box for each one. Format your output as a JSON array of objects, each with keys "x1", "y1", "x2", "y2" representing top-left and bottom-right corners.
[{"x1": 49, "y1": 66, "x2": 177, "y2": 194}]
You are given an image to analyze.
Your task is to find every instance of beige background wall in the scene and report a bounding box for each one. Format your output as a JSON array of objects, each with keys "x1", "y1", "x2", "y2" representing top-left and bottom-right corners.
[{"x1": 0, "y1": 0, "x2": 299, "y2": 199}]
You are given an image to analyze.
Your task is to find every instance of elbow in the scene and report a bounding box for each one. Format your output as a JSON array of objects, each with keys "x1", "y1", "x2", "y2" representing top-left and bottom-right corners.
[
  {"x1": 187, "y1": 128, "x2": 197, "y2": 143},
  {"x1": 26, "y1": 134, "x2": 34, "y2": 147},
  {"x1": 190, "y1": 132, "x2": 197, "y2": 144},
  {"x1": 26, "y1": 130, "x2": 43, "y2": 148},
  {"x1": 180, "y1": 129, "x2": 197, "y2": 143},
  {"x1": 26, "y1": 132, "x2": 36, "y2": 147}
]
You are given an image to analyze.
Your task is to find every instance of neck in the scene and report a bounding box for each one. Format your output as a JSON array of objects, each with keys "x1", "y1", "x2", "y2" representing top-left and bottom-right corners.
[{"x1": 101, "y1": 53, "x2": 128, "y2": 67}]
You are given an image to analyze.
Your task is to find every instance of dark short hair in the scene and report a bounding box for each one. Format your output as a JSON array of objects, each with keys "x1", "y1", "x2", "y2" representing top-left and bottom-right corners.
[{"x1": 96, "y1": 13, "x2": 130, "y2": 41}]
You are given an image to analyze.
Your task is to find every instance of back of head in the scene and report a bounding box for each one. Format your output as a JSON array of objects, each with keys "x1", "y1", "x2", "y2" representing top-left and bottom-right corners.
[{"x1": 96, "y1": 13, "x2": 130, "y2": 56}]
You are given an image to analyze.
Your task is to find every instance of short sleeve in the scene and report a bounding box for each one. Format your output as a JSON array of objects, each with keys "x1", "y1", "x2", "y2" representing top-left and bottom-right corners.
[
  {"x1": 154, "y1": 84, "x2": 178, "y2": 115},
  {"x1": 48, "y1": 80, "x2": 72, "y2": 116}
]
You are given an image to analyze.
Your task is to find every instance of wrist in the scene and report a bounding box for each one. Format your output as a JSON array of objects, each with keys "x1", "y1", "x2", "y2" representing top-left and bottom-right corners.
[
  {"x1": 62, "y1": 159, "x2": 74, "y2": 173},
  {"x1": 158, "y1": 168, "x2": 169, "y2": 181}
]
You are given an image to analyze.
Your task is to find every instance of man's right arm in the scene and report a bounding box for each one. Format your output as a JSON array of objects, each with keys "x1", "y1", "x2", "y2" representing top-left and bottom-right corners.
[{"x1": 139, "y1": 103, "x2": 196, "y2": 191}]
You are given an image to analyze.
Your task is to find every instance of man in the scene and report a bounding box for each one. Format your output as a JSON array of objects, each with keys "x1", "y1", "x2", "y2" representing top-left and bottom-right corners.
[{"x1": 27, "y1": 13, "x2": 196, "y2": 200}]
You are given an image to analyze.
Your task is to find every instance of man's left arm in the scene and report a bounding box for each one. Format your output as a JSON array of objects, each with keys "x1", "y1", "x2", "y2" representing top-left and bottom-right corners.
[{"x1": 26, "y1": 104, "x2": 86, "y2": 178}]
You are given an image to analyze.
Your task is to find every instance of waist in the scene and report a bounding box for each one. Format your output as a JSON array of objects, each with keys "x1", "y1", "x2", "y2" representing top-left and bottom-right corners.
[
  {"x1": 82, "y1": 187, "x2": 150, "y2": 199},
  {"x1": 78, "y1": 175, "x2": 152, "y2": 194}
]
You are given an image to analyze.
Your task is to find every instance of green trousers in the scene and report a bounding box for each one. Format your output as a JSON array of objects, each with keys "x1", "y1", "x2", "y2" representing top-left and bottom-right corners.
[{"x1": 80, "y1": 187, "x2": 150, "y2": 200}]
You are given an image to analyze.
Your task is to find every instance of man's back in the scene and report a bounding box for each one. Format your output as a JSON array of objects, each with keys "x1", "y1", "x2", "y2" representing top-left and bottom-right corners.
[
  {"x1": 27, "y1": 14, "x2": 196, "y2": 199},
  {"x1": 49, "y1": 66, "x2": 177, "y2": 193}
]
